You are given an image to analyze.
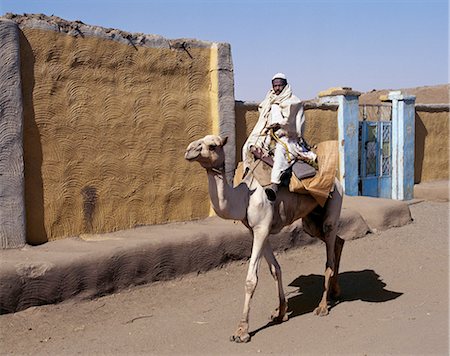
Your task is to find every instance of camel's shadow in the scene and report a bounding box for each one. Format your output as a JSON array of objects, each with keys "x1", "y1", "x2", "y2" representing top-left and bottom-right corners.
[
  {"x1": 287, "y1": 269, "x2": 403, "y2": 318},
  {"x1": 250, "y1": 269, "x2": 402, "y2": 337}
]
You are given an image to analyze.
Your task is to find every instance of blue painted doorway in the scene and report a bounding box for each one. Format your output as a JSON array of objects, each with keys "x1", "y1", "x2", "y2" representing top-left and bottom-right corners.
[{"x1": 358, "y1": 105, "x2": 392, "y2": 198}]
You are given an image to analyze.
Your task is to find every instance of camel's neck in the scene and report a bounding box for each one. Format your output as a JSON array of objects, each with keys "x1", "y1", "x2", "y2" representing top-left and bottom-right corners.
[{"x1": 206, "y1": 168, "x2": 248, "y2": 221}]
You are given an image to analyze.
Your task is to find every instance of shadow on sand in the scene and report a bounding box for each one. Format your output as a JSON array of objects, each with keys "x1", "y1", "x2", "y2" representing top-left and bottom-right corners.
[{"x1": 250, "y1": 269, "x2": 402, "y2": 338}]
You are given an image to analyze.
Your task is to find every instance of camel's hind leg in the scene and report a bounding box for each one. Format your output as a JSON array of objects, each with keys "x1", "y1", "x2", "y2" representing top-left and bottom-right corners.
[
  {"x1": 263, "y1": 242, "x2": 288, "y2": 323},
  {"x1": 230, "y1": 226, "x2": 269, "y2": 343},
  {"x1": 330, "y1": 235, "x2": 345, "y2": 299},
  {"x1": 314, "y1": 226, "x2": 337, "y2": 316},
  {"x1": 314, "y1": 180, "x2": 344, "y2": 316}
]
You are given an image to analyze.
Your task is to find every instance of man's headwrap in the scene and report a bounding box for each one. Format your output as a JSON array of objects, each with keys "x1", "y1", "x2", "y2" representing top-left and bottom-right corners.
[{"x1": 272, "y1": 72, "x2": 287, "y2": 81}]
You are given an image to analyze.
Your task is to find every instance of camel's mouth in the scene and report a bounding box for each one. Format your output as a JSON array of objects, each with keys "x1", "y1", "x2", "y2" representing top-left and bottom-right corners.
[
  {"x1": 185, "y1": 139, "x2": 204, "y2": 161},
  {"x1": 184, "y1": 149, "x2": 201, "y2": 161}
]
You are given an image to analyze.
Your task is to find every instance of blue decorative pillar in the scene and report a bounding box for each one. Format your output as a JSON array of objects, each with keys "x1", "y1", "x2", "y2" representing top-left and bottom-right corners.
[
  {"x1": 318, "y1": 88, "x2": 361, "y2": 196},
  {"x1": 381, "y1": 91, "x2": 416, "y2": 200}
]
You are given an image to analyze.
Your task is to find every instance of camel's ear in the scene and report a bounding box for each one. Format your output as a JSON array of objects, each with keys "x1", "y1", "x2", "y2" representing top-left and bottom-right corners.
[{"x1": 221, "y1": 136, "x2": 228, "y2": 146}]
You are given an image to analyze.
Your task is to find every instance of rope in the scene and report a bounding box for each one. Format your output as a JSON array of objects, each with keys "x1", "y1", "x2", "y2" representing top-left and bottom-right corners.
[{"x1": 270, "y1": 129, "x2": 293, "y2": 163}]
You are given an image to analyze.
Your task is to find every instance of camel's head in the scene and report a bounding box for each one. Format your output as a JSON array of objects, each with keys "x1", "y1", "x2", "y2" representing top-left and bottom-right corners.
[{"x1": 185, "y1": 135, "x2": 228, "y2": 169}]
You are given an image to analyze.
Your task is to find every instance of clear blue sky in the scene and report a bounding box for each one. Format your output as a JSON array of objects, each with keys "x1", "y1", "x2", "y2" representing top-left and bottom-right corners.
[{"x1": 1, "y1": 0, "x2": 448, "y2": 101}]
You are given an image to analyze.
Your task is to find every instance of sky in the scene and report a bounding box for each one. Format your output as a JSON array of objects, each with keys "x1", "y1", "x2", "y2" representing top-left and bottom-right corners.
[{"x1": 1, "y1": 0, "x2": 448, "y2": 101}]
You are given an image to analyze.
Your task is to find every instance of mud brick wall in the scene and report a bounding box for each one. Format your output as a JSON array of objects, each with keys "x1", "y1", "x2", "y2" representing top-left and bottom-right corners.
[
  {"x1": 0, "y1": 19, "x2": 26, "y2": 248},
  {"x1": 414, "y1": 107, "x2": 449, "y2": 182},
  {"x1": 2, "y1": 14, "x2": 235, "y2": 244}
]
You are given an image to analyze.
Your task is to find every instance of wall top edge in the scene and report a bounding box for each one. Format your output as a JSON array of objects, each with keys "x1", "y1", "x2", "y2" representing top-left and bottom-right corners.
[
  {"x1": 235, "y1": 100, "x2": 259, "y2": 107},
  {"x1": 235, "y1": 100, "x2": 338, "y2": 111},
  {"x1": 415, "y1": 104, "x2": 450, "y2": 112},
  {"x1": 318, "y1": 87, "x2": 361, "y2": 98},
  {"x1": 303, "y1": 101, "x2": 339, "y2": 110},
  {"x1": 2, "y1": 13, "x2": 230, "y2": 50},
  {"x1": 380, "y1": 91, "x2": 416, "y2": 102}
]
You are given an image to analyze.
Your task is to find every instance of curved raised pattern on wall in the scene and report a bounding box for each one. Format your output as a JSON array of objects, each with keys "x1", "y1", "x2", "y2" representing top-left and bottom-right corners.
[
  {"x1": 20, "y1": 27, "x2": 213, "y2": 243},
  {"x1": 0, "y1": 19, "x2": 26, "y2": 248}
]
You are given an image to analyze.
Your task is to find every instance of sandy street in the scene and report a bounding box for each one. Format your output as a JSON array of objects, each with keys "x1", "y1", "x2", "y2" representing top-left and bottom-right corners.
[{"x1": 1, "y1": 201, "x2": 448, "y2": 355}]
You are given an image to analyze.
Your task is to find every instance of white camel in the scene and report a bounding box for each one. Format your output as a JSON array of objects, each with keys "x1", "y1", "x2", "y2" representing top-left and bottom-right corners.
[{"x1": 185, "y1": 134, "x2": 345, "y2": 343}]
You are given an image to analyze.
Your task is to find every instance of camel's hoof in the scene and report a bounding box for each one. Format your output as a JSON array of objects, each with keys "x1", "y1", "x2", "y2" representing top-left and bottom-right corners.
[
  {"x1": 230, "y1": 333, "x2": 251, "y2": 343},
  {"x1": 314, "y1": 305, "x2": 329, "y2": 317},
  {"x1": 230, "y1": 324, "x2": 251, "y2": 343},
  {"x1": 270, "y1": 306, "x2": 289, "y2": 323}
]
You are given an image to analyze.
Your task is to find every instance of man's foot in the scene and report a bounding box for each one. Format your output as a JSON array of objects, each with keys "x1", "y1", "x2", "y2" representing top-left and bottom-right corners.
[{"x1": 265, "y1": 184, "x2": 278, "y2": 202}]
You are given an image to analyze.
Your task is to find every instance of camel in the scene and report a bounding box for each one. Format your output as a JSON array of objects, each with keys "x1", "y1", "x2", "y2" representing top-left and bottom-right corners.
[{"x1": 185, "y1": 134, "x2": 345, "y2": 343}]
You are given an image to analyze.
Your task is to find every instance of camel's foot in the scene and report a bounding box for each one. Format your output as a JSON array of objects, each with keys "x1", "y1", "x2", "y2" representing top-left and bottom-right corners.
[
  {"x1": 270, "y1": 301, "x2": 288, "y2": 323},
  {"x1": 314, "y1": 303, "x2": 329, "y2": 317},
  {"x1": 230, "y1": 321, "x2": 251, "y2": 343}
]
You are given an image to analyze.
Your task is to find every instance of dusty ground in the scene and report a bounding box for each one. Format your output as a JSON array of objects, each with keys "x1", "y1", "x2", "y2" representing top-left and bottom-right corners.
[{"x1": 0, "y1": 201, "x2": 448, "y2": 355}]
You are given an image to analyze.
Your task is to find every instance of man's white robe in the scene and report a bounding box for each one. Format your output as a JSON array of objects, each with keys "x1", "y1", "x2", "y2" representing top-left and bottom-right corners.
[{"x1": 242, "y1": 84, "x2": 315, "y2": 184}]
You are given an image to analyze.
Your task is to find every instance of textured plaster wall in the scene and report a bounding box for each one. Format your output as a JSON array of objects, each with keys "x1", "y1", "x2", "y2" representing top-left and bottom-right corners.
[
  {"x1": 18, "y1": 26, "x2": 215, "y2": 244},
  {"x1": 234, "y1": 101, "x2": 259, "y2": 163},
  {"x1": 415, "y1": 110, "x2": 449, "y2": 182},
  {"x1": 303, "y1": 108, "x2": 338, "y2": 145},
  {"x1": 0, "y1": 19, "x2": 26, "y2": 248}
]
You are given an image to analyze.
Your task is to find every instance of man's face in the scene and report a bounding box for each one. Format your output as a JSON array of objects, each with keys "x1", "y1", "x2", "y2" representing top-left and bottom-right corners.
[{"x1": 272, "y1": 79, "x2": 287, "y2": 95}]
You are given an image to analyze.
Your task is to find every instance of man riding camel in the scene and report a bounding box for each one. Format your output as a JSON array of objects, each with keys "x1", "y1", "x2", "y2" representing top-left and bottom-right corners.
[{"x1": 242, "y1": 73, "x2": 316, "y2": 202}]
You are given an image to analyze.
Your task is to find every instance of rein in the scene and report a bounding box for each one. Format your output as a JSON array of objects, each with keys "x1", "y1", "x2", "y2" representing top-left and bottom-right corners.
[
  {"x1": 270, "y1": 129, "x2": 293, "y2": 163},
  {"x1": 206, "y1": 164, "x2": 225, "y2": 176}
]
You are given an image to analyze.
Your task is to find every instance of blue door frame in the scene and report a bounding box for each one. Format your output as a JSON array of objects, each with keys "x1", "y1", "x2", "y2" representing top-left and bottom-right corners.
[{"x1": 359, "y1": 120, "x2": 392, "y2": 198}]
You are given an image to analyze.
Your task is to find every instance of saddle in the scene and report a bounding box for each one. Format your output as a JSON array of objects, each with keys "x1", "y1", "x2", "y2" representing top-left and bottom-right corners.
[
  {"x1": 235, "y1": 141, "x2": 338, "y2": 207},
  {"x1": 250, "y1": 146, "x2": 317, "y2": 181}
]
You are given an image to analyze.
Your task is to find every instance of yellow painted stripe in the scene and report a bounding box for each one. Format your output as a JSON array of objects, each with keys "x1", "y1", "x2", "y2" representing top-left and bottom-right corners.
[{"x1": 209, "y1": 43, "x2": 219, "y2": 135}]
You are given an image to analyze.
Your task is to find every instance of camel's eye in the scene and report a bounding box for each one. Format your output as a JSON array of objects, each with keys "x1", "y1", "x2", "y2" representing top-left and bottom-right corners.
[{"x1": 208, "y1": 144, "x2": 217, "y2": 151}]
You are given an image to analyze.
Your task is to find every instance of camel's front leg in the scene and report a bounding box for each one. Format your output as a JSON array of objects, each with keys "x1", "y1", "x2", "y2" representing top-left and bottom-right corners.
[
  {"x1": 314, "y1": 265, "x2": 334, "y2": 316},
  {"x1": 230, "y1": 227, "x2": 268, "y2": 343},
  {"x1": 263, "y1": 242, "x2": 288, "y2": 323}
]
